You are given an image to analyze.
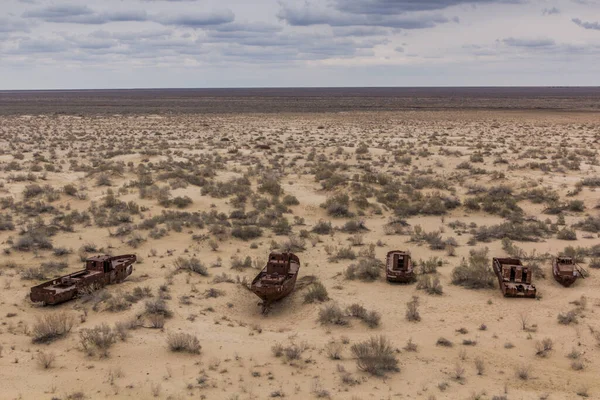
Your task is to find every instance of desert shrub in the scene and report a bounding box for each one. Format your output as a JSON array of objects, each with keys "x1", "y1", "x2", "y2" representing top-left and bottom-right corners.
[
  {"x1": 167, "y1": 333, "x2": 201, "y2": 354},
  {"x1": 341, "y1": 219, "x2": 368, "y2": 233},
  {"x1": 32, "y1": 312, "x2": 74, "y2": 343},
  {"x1": 558, "y1": 310, "x2": 578, "y2": 325},
  {"x1": 589, "y1": 258, "x2": 600, "y2": 269},
  {"x1": 172, "y1": 196, "x2": 193, "y2": 208},
  {"x1": 535, "y1": 338, "x2": 553, "y2": 357},
  {"x1": 418, "y1": 257, "x2": 441, "y2": 274},
  {"x1": 451, "y1": 248, "x2": 495, "y2": 289},
  {"x1": 258, "y1": 176, "x2": 283, "y2": 196},
  {"x1": 573, "y1": 216, "x2": 600, "y2": 233},
  {"x1": 282, "y1": 194, "x2": 299, "y2": 206},
  {"x1": 95, "y1": 173, "x2": 112, "y2": 186},
  {"x1": 124, "y1": 286, "x2": 152, "y2": 303},
  {"x1": 231, "y1": 225, "x2": 263, "y2": 241},
  {"x1": 405, "y1": 296, "x2": 420, "y2": 321},
  {"x1": 581, "y1": 177, "x2": 600, "y2": 187},
  {"x1": 105, "y1": 291, "x2": 130, "y2": 312},
  {"x1": 344, "y1": 258, "x2": 381, "y2": 281},
  {"x1": 174, "y1": 257, "x2": 208, "y2": 276},
  {"x1": 321, "y1": 193, "x2": 354, "y2": 218},
  {"x1": 23, "y1": 184, "x2": 44, "y2": 199},
  {"x1": 230, "y1": 255, "x2": 253, "y2": 270},
  {"x1": 127, "y1": 233, "x2": 146, "y2": 248},
  {"x1": 36, "y1": 351, "x2": 56, "y2": 369},
  {"x1": 20, "y1": 267, "x2": 47, "y2": 280},
  {"x1": 516, "y1": 365, "x2": 531, "y2": 380},
  {"x1": 557, "y1": 228, "x2": 577, "y2": 240},
  {"x1": 416, "y1": 275, "x2": 443, "y2": 295},
  {"x1": 312, "y1": 219, "x2": 333, "y2": 234},
  {"x1": 79, "y1": 323, "x2": 117, "y2": 358},
  {"x1": 0, "y1": 213, "x2": 15, "y2": 230},
  {"x1": 474, "y1": 221, "x2": 551, "y2": 242},
  {"x1": 436, "y1": 337, "x2": 453, "y2": 347},
  {"x1": 363, "y1": 310, "x2": 381, "y2": 328},
  {"x1": 351, "y1": 336, "x2": 399, "y2": 376},
  {"x1": 568, "y1": 200, "x2": 585, "y2": 212},
  {"x1": 318, "y1": 304, "x2": 349, "y2": 326},
  {"x1": 304, "y1": 281, "x2": 329, "y2": 303},
  {"x1": 14, "y1": 232, "x2": 53, "y2": 251},
  {"x1": 145, "y1": 299, "x2": 173, "y2": 318},
  {"x1": 325, "y1": 341, "x2": 343, "y2": 360},
  {"x1": 272, "y1": 218, "x2": 292, "y2": 235},
  {"x1": 52, "y1": 246, "x2": 71, "y2": 256},
  {"x1": 63, "y1": 184, "x2": 78, "y2": 196},
  {"x1": 204, "y1": 288, "x2": 224, "y2": 298},
  {"x1": 329, "y1": 246, "x2": 356, "y2": 262}
]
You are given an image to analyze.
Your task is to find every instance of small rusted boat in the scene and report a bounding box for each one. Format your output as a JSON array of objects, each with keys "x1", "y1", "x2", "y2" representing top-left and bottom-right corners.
[
  {"x1": 553, "y1": 256, "x2": 584, "y2": 287},
  {"x1": 30, "y1": 254, "x2": 136, "y2": 305},
  {"x1": 386, "y1": 250, "x2": 414, "y2": 283},
  {"x1": 492, "y1": 257, "x2": 536, "y2": 298},
  {"x1": 250, "y1": 252, "x2": 300, "y2": 314}
]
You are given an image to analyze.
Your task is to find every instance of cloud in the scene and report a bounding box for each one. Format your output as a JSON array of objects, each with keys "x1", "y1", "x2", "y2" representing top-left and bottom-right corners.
[
  {"x1": 156, "y1": 10, "x2": 235, "y2": 27},
  {"x1": 278, "y1": 3, "x2": 449, "y2": 28},
  {"x1": 542, "y1": 7, "x2": 560, "y2": 15},
  {"x1": 23, "y1": 5, "x2": 148, "y2": 24},
  {"x1": 334, "y1": 0, "x2": 522, "y2": 14},
  {"x1": 572, "y1": 18, "x2": 600, "y2": 30},
  {"x1": 0, "y1": 17, "x2": 31, "y2": 33},
  {"x1": 332, "y1": 26, "x2": 391, "y2": 36},
  {"x1": 502, "y1": 37, "x2": 556, "y2": 47}
]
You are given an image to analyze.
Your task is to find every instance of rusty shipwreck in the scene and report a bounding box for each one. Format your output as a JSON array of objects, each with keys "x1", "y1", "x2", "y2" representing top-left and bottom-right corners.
[
  {"x1": 492, "y1": 257, "x2": 536, "y2": 298},
  {"x1": 553, "y1": 256, "x2": 585, "y2": 287},
  {"x1": 250, "y1": 252, "x2": 300, "y2": 313},
  {"x1": 30, "y1": 254, "x2": 136, "y2": 305},
  {"x1": 386, "y1": 251, "x2": 414, "y2": 283}
]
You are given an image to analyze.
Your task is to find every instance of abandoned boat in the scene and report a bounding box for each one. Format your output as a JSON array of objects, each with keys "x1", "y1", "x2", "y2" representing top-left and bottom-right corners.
[
  {"x1": 492, "y1": 257, "x2": 536, "y2": 298},
  {"x1": 553, "y1": 256, "x2": 584, "y2": 287},
  {"x1": 250, "y1": 252, "x2": 300, "y2": 313},
  {"x1": 30, "y1": 254, "x2": 136, "y2": 305},
  {"x1": 386, "y1": 250, "x2": 414, "y2": 283}
]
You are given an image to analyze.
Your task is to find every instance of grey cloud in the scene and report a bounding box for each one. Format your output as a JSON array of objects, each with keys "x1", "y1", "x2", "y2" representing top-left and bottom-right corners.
[
  {"x1": 211, "y1": 22, "x2": 282, "y2": 33},
  {"x1": 572, "y1": 18, "x2": 600, "y2": 30},
  {"x1": 157, "y1": 10, "x2": 235, "y2": 27},
  {"x1": 278, "y1": 3, "x2": 449, "y2": 28},
  {"x1": 395, "y1": 46, "x2": 405, "y2": 52},
  {"x1": 15, "y1": 38, "x2": 70, "y2": 53},
  {"x1": 542, "y1": 7, "x2": 560, "y2": 15},
  {"x1": 502, "y1": 37, "x2": 556, "y2": 47},
  {"x1": 0, "y1": 17, "x2": 30, "y2": 33},
  {"x1": 23, "y1": 5, "x2": 148, "y2": 24},
  {"x1": 332, "y1": 26, "x2": 391, "y2": 36},
  {"x1": 334, "y1": 0, "x2": 522, "y2": 14}
]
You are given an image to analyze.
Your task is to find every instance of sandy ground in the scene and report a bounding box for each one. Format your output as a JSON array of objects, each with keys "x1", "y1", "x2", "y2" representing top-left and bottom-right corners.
[{"x1": 0, "y1": 110, "x2": 599, "y2": 400}]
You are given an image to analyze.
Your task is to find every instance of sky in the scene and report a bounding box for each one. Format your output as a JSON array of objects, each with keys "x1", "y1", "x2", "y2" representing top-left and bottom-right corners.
[{"x1": 0, "y1": 0, "x2": 599, "y2": 89}]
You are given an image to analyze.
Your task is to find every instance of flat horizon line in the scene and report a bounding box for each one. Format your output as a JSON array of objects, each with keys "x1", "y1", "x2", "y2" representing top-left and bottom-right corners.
[{"x1": 1, "y1": 85, "x2": 600, "y2": 93}]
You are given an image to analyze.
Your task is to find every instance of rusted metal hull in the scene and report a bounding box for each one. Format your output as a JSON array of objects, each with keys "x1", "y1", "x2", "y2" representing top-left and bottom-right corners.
[
  {"x1": 30, "y1": 254, "x2": 136, "y2": 305},
  {"x1": 386, "y1": 251, "x2": 414, "y2": 283},
  {"x1": 552, "y1": 258, "x2": 579, "y2": 287},
  {"x1": 250, "y1": 272, "x2": 298, "y2": 303},
  {"x1": 492, "y1": 257, "x2": 536, "y2": 298},
  {"x1": 250, "y1": 252, "x2": 300, "y2": 312}
]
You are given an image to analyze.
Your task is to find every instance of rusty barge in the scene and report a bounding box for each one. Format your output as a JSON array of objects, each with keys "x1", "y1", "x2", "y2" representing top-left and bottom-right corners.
[
  {"x1": 492, "y1": 257, "x2": 536, "y2": 298},
  {"x1": 385, "y1": 250, "x2": 414, "y2": 283},
  {"x1": 30, "y1": 254, "x2": 136, "y2": 305},
  {"x1": 250, "y1": 252, "x2": 300, "y2": 314},
  {"x1": 552, "y1": 256, "x2": 584, "y2": 287}
]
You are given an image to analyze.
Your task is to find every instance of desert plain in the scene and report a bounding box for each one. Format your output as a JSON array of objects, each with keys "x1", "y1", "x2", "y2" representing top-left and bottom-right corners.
[{"x1": 0, "y1": 92, "x2": 599, "y2": 400}]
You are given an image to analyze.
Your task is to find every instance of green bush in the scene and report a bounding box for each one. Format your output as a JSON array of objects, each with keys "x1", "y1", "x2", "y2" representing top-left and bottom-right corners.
[{"x1": 451, "y1": 248, "x2": 495, "y2": 289}]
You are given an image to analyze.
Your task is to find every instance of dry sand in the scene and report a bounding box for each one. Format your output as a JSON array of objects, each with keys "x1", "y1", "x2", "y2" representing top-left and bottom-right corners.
[{"x1": 0, "y1": 110, "x2": 599, "y2": 400}]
